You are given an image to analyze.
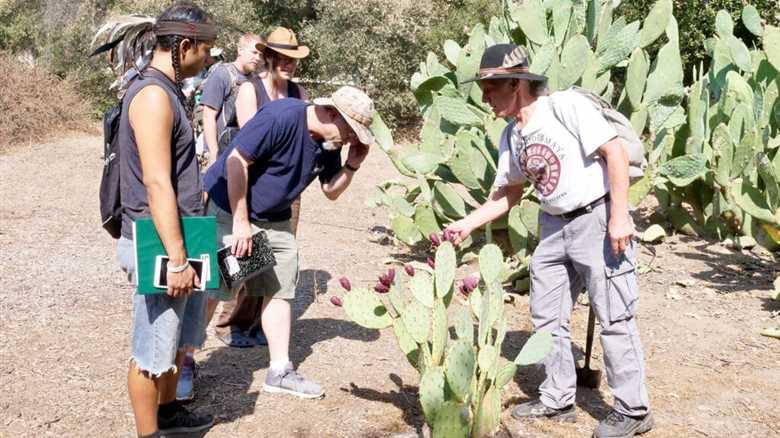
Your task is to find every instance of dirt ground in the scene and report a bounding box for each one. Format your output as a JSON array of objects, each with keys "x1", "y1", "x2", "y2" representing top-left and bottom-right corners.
[{"x1": 0, "y1": 135, "x2": 778, "y2": 438}]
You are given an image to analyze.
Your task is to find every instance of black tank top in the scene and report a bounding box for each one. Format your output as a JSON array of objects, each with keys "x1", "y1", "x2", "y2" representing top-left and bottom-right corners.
[
  {"x1": 246, "y1": 75, "x2": 302, "y2": 110},
  {"x1": 119, "y1": 68, "x2": 204, "y2": 239}
]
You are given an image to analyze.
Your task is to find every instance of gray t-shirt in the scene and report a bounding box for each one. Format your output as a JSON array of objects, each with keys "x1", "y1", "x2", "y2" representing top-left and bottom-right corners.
[{"x1": 199, "y1": 63, "x2": 248, "y2": 134}]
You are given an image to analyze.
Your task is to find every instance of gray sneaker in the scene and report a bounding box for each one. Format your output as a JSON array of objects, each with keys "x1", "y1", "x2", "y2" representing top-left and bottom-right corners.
[
  {"x1": 594, "y1": 410, "x2": 654, "y2": 438},
  {"x1": 511, "y1": 399, "x2": 576, "y2": 423},
  {"x1": 263, "y1": 364, "x2": 324, "y2": 399}
]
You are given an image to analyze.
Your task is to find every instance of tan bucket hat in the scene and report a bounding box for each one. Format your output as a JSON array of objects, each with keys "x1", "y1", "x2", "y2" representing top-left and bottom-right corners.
[
  {"x1": 314, "y1": 86, "x2": 375, "y2": 146},
  {"x1": 255, "y1": 27, "x2": 310, "y2": 59}
]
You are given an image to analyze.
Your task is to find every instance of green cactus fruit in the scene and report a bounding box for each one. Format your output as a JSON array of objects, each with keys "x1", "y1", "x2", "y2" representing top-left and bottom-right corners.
[
  {"x1": 392, "y1": 215, "x2": 423, "y2": 246},
  {"x1": 403, "y1": 297, "x2": 432, "y2": 344},
  {"x1": 444, "y1": 340, "x2": 476, "y2": 402},
  {"x1": 765, "y1": 26, "x2": 780, "y2": 71},
  {"x1": 432, "y1": 181, "x2": 471, "y2": 220},
  {"x1": 553, "y1": 1, "x2": 572, "y2": 46},
  {"x1": 435, "y1": 241, "x2": 457, "y2": 300},
  {"x1": 660, "y1": 153, "x2": 708, "y2": 187},
  {"x1": 726, "y1": 35, "x2": 752, "y2": 73},
  {"x1": 626, "y1": 48, "x2": 649, "y2": 108},
  {"x1": 478, "y1": 244, "x2": 503, "y2": 286},
  {"x1": 454, "y1": 305, "x2": 474, "y2": 344},
  {"x1": 511, "y1": 0, "x2": 549, "y2": 45},
  {"x1": 343, "y1": 288, "x2": 393, "y2": 329},
  {"x1": 560, "y1": 35, "x2": 591, "y2": 89},
  {"x1": 515, "y1": 330, "x2": 553, "y2": 366},
  {"x1": 715, "y1": 10, "x2": 734, "y2": 38},
  {"x1": 393, "y1": 318, "x2": 420, "y2": 369},
  {"x1": 474, "y1": 386, "x2": 501, "y2": 438},
  {"x1": 419, "y1": 366, "x2": 447, "y2": 424},
  {"x1": 639, "y1": 0, "x2": 672, "y2": 48},
  {"x1": 742, "y1": 5, "x2": 763, "y2": 36},
  {"x1": 411, "y1": 270, "x2": 435, "y2": 308},
  {"x1": 494, "y1": 360, "x2": 518, "y2": 389},
  {"x1": 431, "y1": 298, "x2": 449, "y2": 366},
  {"x1": 432, "y1": 401, "x2": 469, "y2": 438}
]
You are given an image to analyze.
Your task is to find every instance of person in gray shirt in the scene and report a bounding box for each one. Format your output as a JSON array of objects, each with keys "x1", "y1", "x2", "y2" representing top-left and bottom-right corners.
[{"x1": 199, "y1": 33, "x2": 260, "y2": 166}]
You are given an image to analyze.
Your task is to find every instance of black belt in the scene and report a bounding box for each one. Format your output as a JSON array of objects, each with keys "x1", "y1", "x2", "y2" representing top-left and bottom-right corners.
[{"x1": 556, "y1": 193, "x2": 610, "y2": 221}]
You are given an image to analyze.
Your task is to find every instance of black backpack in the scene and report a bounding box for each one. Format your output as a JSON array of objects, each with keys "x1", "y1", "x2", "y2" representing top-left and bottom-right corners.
[{"x1": 99, "y1": 102, "x2": 123, "y2": 238}]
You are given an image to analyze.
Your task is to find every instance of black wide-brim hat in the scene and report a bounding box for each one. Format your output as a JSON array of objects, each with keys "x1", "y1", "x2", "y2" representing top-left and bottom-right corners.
[{"x1": 461, "y1": 43, "x2": 547, "y2": 84}]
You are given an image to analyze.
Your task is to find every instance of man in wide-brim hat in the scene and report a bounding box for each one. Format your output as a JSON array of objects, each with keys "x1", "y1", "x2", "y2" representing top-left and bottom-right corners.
[{"x1": 447, "y1": 43, "x2": 654, "y2": 438}]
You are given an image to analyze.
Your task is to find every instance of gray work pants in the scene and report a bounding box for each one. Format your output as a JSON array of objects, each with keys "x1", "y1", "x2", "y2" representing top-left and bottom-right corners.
[{"x1": 529, "y1": 201, "x2": 650, "y2": 416}]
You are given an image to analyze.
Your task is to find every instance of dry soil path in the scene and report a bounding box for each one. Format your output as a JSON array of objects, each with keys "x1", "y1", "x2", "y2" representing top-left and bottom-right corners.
[{"x1": 0, "y1": 136, "x2": 778, "y2": 438}]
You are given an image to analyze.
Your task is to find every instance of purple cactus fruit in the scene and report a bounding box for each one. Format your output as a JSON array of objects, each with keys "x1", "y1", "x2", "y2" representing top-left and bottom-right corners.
[
  {"x1": 387, "y1": 268, "x2": 396, "y2": 283},
  {"x1": 459, "y1": 283, "x2": 470, "y2": 297},
  {"x1": 379, "y1": 274, "x2": 392, "y2": 288},
  {"x1": 330, "y1": 296, "x2": 343, "y2": 307},
  {"x1": 374, "y1": 283, "x2": 390, "y2": 294},
  {"x1": 462, "y1": 275, "x2": 478, "y2": 292},
  {"x1": 427, "y1": 257, "x2": 436, "y2": 269},
  {"x1": 404, "y1": 264, "x2": 415, "y2": 276},
  {"x1": 429, "y1": 233, "x2": 441, "y2": 246},
  {"x1": 339, "y1": 277, "x2": 352, "y2": 292},
  {"x1": 442, "y1": 229, "x2": 451, "y2": 242}
]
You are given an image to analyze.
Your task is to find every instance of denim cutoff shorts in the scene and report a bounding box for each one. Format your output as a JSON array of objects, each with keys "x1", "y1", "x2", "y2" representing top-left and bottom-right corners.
[{"x1": 117, "y1": 237, "x2": 207, "y2": 377}]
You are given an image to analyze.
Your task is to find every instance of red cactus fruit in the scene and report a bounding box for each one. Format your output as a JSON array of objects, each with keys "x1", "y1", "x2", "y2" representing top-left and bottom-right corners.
[
  {"x1": 379, "y1": 274, "x2": 392, "y2": 288},
  {"x1": 427, "y1": 257, "x2": 436, "y2": 269},
  {"x1": 387, "y1": 268, "x2": 396, "y2": 283},
  {"x1": 404, "y1": 264, "x2": 415, "y2": 276},
  {"x1": 429, "y1": 233, "x2": 441, "y2": 246},
  {"x1": 330, "y1": 296, "x2": 343, "y2": 307},
  {"x1": 462, "y1": 275, "x2": 478, "y2": 292},
  {"x1": 374, "y1": 283, "x2": 390, "y2": 294},
  {"x1": 339, "y1": 277, "x2": 352, "y2": 292}
]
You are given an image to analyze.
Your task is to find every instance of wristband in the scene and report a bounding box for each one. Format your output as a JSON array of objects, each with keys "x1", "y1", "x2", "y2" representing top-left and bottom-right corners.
[
  {"x1": 167, "y1": 261, "x2": 190, "y2": 273},
  {"x1": 344, "y1": 162, "x2": 360, "y2": 172}
]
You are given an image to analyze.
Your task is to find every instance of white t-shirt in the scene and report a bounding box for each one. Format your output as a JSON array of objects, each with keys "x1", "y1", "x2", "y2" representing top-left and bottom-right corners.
[{"x1": 493, "y1": 89, "x2": 617, "y2": 215}]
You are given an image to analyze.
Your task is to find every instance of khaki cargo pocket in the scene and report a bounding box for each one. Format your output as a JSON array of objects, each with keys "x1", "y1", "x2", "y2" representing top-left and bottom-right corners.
[{"x1": 604, "y1": 256, "x2": 639, "y2": 322}]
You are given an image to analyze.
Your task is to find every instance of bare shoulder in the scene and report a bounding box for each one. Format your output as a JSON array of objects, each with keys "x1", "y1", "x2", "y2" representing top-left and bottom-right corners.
[{"x1": 129, "y1": 85, "x2": 172, "y2": 116}]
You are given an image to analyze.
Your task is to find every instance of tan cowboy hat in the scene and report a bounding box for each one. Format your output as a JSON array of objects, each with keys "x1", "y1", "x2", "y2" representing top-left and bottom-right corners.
[
  {"x1": 255, "y1": 27, "x2": 310, "y2": 59},
  {"x1": 314, "y1": 86, "x2": 375, "y2": 146}
]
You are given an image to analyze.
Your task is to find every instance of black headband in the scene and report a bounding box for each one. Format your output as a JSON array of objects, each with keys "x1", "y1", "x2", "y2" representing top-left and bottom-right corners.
[
  {"x1": 153, "y1": 21, "x2": 217, "y2": 41},
  {"x1": 265, "y1": 41, "x2": 299, "y2": 50}
]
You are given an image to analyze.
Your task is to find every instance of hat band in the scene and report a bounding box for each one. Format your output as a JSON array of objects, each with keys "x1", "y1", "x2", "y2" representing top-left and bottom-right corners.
[
  {"x1": 154, "y1": 21, "x2": 217, "y2": 41},
  {"x1": 265, "y1": 41, "x2": 300, "y2": 50},
  {"x1": 478, "y1": 66, "x2": 529, "y2": 78}
]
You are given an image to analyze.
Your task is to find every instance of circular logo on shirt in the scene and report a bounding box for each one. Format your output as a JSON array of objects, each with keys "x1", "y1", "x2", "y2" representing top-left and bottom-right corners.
[{"x1": 520, "y1": 143, "x2": 561, "y2": 196}]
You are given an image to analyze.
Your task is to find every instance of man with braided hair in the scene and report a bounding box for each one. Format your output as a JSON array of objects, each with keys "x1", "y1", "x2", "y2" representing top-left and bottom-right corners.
[{"x1": 110, "y1": 3, "x2": 217, "y2": 436}]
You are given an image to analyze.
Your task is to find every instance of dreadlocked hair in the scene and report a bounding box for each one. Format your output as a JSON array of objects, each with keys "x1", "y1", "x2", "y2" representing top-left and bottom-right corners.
[{"x1": 155, "y1": 2, "x2": 212, "y2": 117}]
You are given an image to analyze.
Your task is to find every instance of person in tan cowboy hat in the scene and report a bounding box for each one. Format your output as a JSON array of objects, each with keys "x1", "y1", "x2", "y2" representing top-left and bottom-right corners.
[
  {"x1": 210, "y1": 26, "x2": 312, "y2": 360},
  {"x1": 203, "y1": 85, "x2": 375, "y2": 399}
]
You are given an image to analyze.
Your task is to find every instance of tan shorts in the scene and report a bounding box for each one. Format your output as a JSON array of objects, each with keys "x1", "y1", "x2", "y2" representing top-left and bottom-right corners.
[{"x1": 210, "y1": 203, "x2": 299, "y2": 301}]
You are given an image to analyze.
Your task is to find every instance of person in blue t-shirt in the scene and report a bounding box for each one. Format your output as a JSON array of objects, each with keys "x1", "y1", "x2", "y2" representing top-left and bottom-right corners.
[{"x1": 204, "y1": 86, "x2": 375, "y2": 399}]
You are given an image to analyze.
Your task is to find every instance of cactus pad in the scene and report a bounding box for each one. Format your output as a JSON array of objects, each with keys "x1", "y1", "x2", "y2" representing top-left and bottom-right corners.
[
  {"x1": 435, "y1": 242, "x2": 456, "y2": 300},
  {"x1": 342, "y1": 288, "x2": 393, "y2": 330},
  {"x1": 515, "y1": 331, "x2": 553, "y2": 366},
  {"x1": 444, "y1": 340, "x2": 476, "y2": 402},
  {"x1": 431, "y1": 298, "x2": 449, "y2": 366},
  {"x1": 432, "y1": 401, "x2": 469, "y2": 438},
  {"x1": 403, "y1": 297, "x2": 432, "y2": 344},
  {"x1": 419, "y1": 366, "x2": 446, "y2": 425}
]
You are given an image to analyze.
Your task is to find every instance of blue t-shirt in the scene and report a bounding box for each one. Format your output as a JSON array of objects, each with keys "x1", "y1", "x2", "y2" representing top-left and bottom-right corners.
[{"x1": 204, "y1": 99, "x2": 342, "y2": 222}]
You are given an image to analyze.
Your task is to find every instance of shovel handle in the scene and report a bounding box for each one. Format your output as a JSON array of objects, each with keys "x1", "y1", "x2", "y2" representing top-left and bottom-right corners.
[{"x1": 584, "y1": 306, "x2": 596, "y2": 368}]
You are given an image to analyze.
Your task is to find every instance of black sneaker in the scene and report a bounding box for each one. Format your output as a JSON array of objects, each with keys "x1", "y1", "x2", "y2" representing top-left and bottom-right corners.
[
  {"x1": 511, "y1": 399, "x2": 576, "y2": 422},
  {"x1": 594, "y1": 410, "x2": 654, "y2": 438},
  {"x1": 158, "y1": 402, "x2": 214, "y2": 435}
]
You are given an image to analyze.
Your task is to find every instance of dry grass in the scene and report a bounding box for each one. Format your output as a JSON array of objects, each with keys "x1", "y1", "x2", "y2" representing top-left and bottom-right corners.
[{"x1": 0, "y1": 52, "x2": 93, "y2": 153}]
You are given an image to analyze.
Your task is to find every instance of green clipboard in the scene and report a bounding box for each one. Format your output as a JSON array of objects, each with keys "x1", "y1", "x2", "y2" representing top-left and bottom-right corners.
[{"x1": 133, "y1": 216, "x2": 219, "y2": 294}]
